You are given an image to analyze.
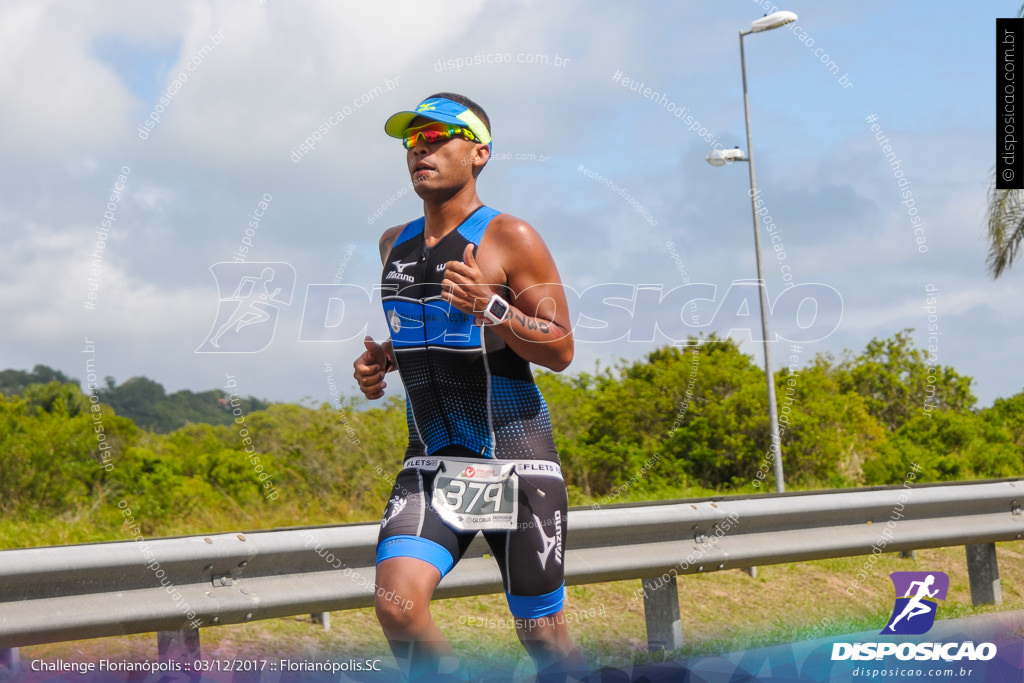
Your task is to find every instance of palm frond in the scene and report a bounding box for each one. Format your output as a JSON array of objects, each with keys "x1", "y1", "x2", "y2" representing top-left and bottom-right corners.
[{"x1": 986, "y1": 171, "x2": 1024, "y2": 278}]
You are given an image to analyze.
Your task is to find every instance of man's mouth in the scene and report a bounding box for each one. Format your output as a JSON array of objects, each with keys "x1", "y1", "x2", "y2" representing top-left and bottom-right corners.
[{"x1": 413, "y1": 162, "x2": 436, "y2": 179}]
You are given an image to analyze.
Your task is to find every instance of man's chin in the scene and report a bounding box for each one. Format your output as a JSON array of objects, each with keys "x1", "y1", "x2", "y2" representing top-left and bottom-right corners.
[{"x1": 412, "y1": 180, "x2": 452, "y2": 200}]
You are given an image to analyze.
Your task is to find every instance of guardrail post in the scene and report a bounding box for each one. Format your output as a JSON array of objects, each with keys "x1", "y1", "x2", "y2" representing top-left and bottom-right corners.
[
  {"x1": 157, "y1": 628, "x2": 201, "y2": 663},
  {"x1": 312, "y1": 612, "x2": 331, "y2": 630},
  {"x1": 965, "y1": 543, "x2": 1002, "y2": 606},
  {"x1": 1, "y1": 647, "x2": 19, "y2": 673},
  {"x1": 641, "y1": 574, "x2": 683, "y2": 652}
]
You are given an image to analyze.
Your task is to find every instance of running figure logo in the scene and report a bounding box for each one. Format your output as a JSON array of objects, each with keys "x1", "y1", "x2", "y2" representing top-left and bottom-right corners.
[
  {"x1": 196, "y1": 262, "x2": 296, "y2": 353},
  {"x1": 881, "y1": 571, "x2": 949, "y2": 635},
  {"x1": 381, "y1": 496, "x2": 408, "y2": 529}
]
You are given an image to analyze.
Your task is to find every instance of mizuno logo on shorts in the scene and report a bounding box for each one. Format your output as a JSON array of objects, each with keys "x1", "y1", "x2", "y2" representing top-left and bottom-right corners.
[{"x1": 535, "y1": 510, "x2": 562, "y2": 570}]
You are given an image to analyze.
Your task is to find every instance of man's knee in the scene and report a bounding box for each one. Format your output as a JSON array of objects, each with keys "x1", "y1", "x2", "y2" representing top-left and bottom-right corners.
[
  {"x1": 516, "y1": 615, "x2": 559, "y2": 642},
  {"x1": 374, "y1": 575, "x2": 428, "y2": 631},
  {"x1": 375, "y1": 591, "x2": 421, "y2": 630}
]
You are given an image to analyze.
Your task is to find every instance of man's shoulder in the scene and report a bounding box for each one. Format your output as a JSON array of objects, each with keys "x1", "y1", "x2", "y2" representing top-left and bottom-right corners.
[
  {"x1": 380, "y1": 223, "x2": 408, "y2": 243},
  {"x1": 379, "y1": 222, "x2": 415, "y2": 263},
  {"x1": 480, "y1": 212, "x2": 554, "y2": 273},
  {"x1": 486, "y1": 212, "x2": 540, "y2": 242}
]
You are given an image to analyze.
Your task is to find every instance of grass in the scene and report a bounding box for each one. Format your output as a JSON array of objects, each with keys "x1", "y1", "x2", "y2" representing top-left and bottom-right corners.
[{"x1": 17, "y1": 541, "x2": 1024, "y2": 678}]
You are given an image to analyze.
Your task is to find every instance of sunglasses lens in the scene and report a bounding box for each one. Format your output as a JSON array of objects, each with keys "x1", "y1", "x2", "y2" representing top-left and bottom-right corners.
[
  {"x1": 402, "y1": 123, "x2": 471, "y2": 148},
  {"x1": 420, "y1": 129, "x2": 447, "y2": 143}
]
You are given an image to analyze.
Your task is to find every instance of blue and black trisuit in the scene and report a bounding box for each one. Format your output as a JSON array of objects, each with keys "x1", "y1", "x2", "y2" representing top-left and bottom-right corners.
[{"x1": 375, "y1": 205, "x2": 568, "y2": 618}]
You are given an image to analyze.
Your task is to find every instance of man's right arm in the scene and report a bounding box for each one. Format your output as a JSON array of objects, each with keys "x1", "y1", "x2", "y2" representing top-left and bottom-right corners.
[
  {"x1": 353, "y1": 225, "x2": 405, "y2": 400},
  {"x1": 376, "y1": 225, "x2": 403, "y2": 370},
  {"x1": 379, "y1": 225, "x2": 404, "y2": 264}
]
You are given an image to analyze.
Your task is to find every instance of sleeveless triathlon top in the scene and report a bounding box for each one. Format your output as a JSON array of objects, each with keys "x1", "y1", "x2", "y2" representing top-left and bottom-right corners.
[{"x1": 380, "y1": 206, "x2": 559, "y2": 463}]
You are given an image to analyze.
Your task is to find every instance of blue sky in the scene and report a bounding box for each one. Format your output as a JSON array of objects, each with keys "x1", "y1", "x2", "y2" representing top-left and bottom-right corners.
[
  {"x1": 0, "y1": 0, "x2": 1019, "y2": 410},
  {"x1": 92, "y1": 35, "x2": 182, "y2": 104}
]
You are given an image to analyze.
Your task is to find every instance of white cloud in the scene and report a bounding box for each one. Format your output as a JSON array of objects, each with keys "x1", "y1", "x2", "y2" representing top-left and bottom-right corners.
[{"x1": 0, "y1": 2, "x2": 137, "y2": 157}]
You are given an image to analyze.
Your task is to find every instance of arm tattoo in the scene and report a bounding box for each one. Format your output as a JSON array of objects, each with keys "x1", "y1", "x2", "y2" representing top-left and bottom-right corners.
[{"x1": 513, "y1": 312, "x2": 552, "y2": 334}]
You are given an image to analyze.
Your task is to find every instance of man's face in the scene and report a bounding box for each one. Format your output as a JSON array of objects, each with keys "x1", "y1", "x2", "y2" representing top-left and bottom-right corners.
[{"x1": 405, "y1": 116, "x2": 488, "y2": 198}]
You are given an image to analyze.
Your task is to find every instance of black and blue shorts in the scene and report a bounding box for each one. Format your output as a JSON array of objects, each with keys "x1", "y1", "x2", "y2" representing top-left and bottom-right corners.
[{"x1": 376, "y1": 452, "x2": 568, "y2": 619}]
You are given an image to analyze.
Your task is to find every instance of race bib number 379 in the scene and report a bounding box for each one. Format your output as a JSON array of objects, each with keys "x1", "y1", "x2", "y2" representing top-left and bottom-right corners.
[{"x1": 432, "y1": 462, "x2": 518, "y2": 531}]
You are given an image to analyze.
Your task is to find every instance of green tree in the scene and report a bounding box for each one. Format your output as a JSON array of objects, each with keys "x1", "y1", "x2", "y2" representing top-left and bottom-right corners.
[
  {"x1": 0, "y1": 389, "x2": 138, "y2": 515},
  {"x1": 863, "y1": 410, "x2": 1021, "y2": 484},
  {"x1": 772, "y1": 356, "x2": 885, "y2": 487},
  {"x1": 835, "y1": 329, "x2": 975, "y2": 431},
  {"x1": 22, "y1": 380, "x2": 90, "y2": 417},
  {"x1": 0, "y1": 365, "x2": 77, "y2": 397},
  {"x1": 96, "y1": 376, "x2": 167, "y2": 430},
  {"x1": 980, "y1": 391, "x2": 1024, "y2": 450},
  {"x1": 535, "y1": 369, "x2": 603, "y2": 495},
  {"x1": 542, "y1": 337, "x2": 891, "y2": 491},
  {"x1": 660, "y1": 339, "x2": 772, "y2": 488},
  {"x1": 92, "y1": 375, "x2": 272, "y2": 432}
]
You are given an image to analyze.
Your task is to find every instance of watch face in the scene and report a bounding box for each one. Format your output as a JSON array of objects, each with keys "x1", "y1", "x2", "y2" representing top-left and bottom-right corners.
[{"x1": 489, "y1": 300, "x2": 508, "y2": 320}]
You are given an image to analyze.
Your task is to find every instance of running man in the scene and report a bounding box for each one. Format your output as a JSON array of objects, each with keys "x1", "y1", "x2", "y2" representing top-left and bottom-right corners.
[
  {"x1": 353, "y1": 93, "x2": 585, "y2": 681},
  {"x1": 885, "y1": 574, "x2": 940, "y2": 632}
]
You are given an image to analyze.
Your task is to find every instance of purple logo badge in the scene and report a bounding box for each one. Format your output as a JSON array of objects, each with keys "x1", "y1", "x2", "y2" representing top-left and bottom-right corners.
[{"x1": 881, "y1": 571, "x2": 949, "y2": 635}]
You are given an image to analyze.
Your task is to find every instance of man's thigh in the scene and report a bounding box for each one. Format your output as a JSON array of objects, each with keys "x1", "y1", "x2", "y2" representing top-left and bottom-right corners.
[
  {"x1": 377, "y1": 467, "x2": 476, "y2": 579},
  {"x1": 485, "y1": 473, "x2": 568, "y2": 617}
]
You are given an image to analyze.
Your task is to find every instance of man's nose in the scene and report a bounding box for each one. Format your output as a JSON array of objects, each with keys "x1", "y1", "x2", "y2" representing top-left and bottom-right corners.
[{"x1": 409, "y1": 133, "x2": 430, "y2": 151}]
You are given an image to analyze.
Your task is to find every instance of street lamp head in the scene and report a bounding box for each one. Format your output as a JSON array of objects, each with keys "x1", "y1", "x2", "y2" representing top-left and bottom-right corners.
[
  {"x1": 706, "y1": 147, "x2": 747, "y2": 167},
  {"x1": 750, "y1": 11, "x2": 798, "y2": 33}
]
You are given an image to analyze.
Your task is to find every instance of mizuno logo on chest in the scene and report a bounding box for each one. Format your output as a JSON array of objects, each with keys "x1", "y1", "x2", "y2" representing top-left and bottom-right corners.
[
  {"x1": 392, "y1": 260, "x2": 416, "y2": 273},
  {"x1": 386, "y1": 271, "x2": 414, "y2": 282}
]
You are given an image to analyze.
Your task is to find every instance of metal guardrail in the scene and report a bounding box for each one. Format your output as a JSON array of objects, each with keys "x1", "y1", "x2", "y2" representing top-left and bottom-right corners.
[{"x1": 0, "y1": 479, "x2": 1021, "y2": 662}]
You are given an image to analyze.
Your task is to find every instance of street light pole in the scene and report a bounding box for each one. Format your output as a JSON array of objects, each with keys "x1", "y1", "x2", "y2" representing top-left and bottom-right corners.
[
  {"x1": 739, "y1": 25, "x2": 785, "y2": 493},
  {"x1": 706, "y1": 11, "x2": 797, "y2": 492}
]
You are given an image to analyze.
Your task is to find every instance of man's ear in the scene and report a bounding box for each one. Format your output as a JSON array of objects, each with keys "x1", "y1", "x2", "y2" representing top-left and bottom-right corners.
[{"x1": 474, "y1": 143, "x2": 490, "y2": 169}]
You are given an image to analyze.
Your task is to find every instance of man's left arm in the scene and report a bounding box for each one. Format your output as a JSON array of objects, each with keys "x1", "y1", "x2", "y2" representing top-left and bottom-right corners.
[{"x1": 442, "y1": 221, "x2": 573, "y2": 372}]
